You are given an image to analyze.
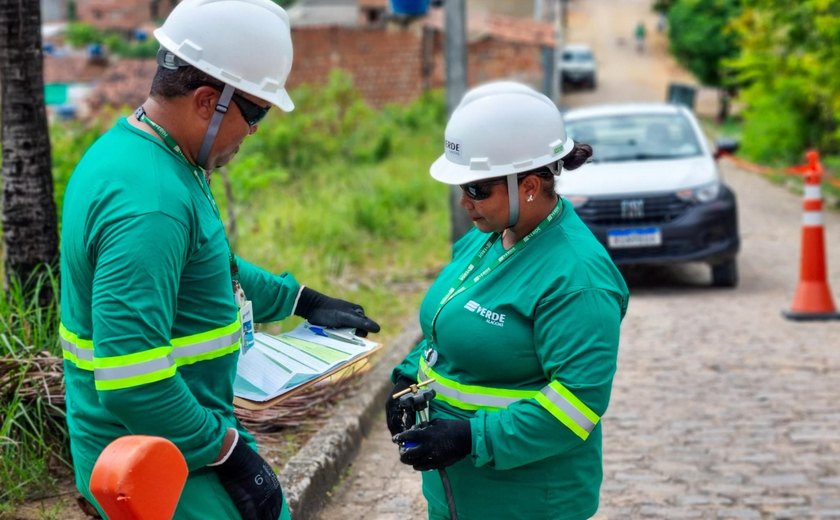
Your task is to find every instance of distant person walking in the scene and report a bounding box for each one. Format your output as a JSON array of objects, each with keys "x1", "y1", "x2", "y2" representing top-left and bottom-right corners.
[{"x1": 635, "y1": 21, "x2": 647, "y2": 53}]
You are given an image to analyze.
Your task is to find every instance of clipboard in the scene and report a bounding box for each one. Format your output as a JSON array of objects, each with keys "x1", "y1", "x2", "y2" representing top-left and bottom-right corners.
[
  {"x1": 232, "y1": 322, "x2": 383, "y2": 411},
  {"x1": 233, "y1": 342, "x2": 384, "y2": 410}
]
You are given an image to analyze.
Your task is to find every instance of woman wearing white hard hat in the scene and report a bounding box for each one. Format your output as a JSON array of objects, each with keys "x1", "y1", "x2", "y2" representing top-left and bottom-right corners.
[
  {"x1": 386, "y1": 81, "x2": 629, "y2": 519},
  {"x1": 60, "y1": 1, "x2": 380, "y2": 519}
]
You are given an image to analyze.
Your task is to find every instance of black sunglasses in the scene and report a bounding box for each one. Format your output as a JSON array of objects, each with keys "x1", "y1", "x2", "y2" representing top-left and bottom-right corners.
[
  {"x1": 201, "y1": 83, "x2": 271, "y2": 127},
  {"x1": 229, "y1": 93, "x2": 271, "y2": 127},
  {"x1": 459, "y1": 178, "x2": 507, "y2": 201},
  {"x1": 460, "y1": 171, "x2": 554, "y2": 201}
]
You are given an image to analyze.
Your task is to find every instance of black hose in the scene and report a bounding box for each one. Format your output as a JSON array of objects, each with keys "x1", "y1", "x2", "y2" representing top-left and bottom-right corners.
[{"x1": 438, "y1": 468, "x2": 458, "y2": 519}]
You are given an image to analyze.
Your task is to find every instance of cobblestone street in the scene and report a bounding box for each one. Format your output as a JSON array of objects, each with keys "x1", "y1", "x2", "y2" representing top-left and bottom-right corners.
[{"x1": 318, "y1": 0, "x2": 840, "y2": 518}]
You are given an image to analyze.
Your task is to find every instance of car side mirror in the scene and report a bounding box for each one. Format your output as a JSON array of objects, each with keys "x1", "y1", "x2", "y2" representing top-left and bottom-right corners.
[{"x1": 714, "y1": 137, "x2": 739, "y2": 160}]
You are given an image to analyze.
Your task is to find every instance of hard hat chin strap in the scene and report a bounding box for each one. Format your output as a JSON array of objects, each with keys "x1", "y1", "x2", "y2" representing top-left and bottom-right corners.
[
  {"x1": 506, "y1": 174, "x2": 519, "y2": 229},
  {"x1": 196, "y1": 83, "x2": 235, "y2": 170}
]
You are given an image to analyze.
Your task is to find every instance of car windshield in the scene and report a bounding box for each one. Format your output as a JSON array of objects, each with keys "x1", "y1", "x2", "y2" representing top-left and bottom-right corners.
[
  {"x1": 565, "y1": 113, "x2": 703, "y2": 162},
  {"x1": 562, "y1": 49, "x2": 593, "y2": 62}
]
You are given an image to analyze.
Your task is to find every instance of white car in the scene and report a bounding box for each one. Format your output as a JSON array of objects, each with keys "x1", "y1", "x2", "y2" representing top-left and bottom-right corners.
[
  {"x1": 559, "y1": 43, "x2": 597, "y2": 89},
  {"x1": 558, "y1": 103, "x2": 741, "y2": 287}
]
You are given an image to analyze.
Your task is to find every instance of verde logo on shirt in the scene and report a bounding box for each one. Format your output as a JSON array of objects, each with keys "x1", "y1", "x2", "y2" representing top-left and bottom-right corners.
[{"x1": 464, "y1": 300, "x2": 506, "y2": 327}]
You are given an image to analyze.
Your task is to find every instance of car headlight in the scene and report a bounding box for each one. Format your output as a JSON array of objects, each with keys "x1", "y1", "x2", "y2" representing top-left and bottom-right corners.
[
  {"x1": 564, "y1": 195, "x2": 589, "y2": 208},
  {"x1": 676, "y1": 182, "x2": 720, "y2": 203}
]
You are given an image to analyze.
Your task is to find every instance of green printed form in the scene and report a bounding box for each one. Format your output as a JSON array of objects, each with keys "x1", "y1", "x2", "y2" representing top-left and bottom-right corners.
[{"x1": 280, "y1": 336, "x2": 348, "y2": 364}]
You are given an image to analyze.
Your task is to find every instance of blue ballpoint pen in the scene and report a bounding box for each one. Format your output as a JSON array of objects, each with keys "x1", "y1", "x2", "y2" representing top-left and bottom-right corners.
[{"x1": 307, "y1": 324, "x2": 365, "y2": 345}]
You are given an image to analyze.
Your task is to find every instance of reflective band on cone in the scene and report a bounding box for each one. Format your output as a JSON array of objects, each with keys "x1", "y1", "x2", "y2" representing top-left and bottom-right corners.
[{"x1": 783, "y1": 151, "x2": 840, "y2": 321}]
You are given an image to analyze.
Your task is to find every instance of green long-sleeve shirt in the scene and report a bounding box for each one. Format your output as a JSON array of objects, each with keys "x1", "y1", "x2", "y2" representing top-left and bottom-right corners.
[
  {"x1": 393, "y1": 198, "x2": 629, "y2": 520},
  {"x1": 60, "y1": 118, "x2": 298, "y2": 518}
]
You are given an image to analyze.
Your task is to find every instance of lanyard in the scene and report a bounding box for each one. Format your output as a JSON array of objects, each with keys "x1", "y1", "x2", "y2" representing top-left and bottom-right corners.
[
  {"x1": 134, "y1": 107, "x2": 241, "y2": 290},
  {"x1": 428, "y1": 201, "x2": 563, "y2": 348}
]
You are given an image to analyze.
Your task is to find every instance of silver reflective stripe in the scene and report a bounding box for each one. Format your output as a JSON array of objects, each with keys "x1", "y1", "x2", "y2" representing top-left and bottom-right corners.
[
  {"x1": 540, "y1": 386, "x2": 596, "y2": 433},
  {"x1": 94, "y1": 356, "x2": 174, "y2": 381},
  {"x1": 172, "y1": 329, "x2": 241, "y2": 360},
  {"x1": 61, "y1": 338, "x2": 94, "y2": 362},
  {"x1": 426, "y1": 379, "x2": 520, "y2": 409}
]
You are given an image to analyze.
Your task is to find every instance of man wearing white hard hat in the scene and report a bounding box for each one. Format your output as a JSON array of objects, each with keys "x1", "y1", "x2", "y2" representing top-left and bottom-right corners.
[{"x1": 60, "y1": 1, "x2": 379, "y2": 518}]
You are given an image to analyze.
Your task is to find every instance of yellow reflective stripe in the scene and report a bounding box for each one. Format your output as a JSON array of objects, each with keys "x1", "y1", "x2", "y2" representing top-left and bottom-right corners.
[
  {"x1": 419, "y1": 355, "x2": 600, "y2": 440},
  {"x1": 60, "y1": 319, "x2": 241, "y2": 390},
  {"x1": 60, "y1": 323, "x2": 94, "y2": 370},
  {"x1": 94, "y1": 345, "x2": 174, "y2": 391},
  {"x1": 535, "y1": 380, "x2": 600, "y2": 441},
  {"x1": 95, "y1": 365, "x2": 178, "y2": 391},
  {"x1": 171, "y1": 321, "x2": 241, "y2": 367},
  {"x1": 419, "y1": 357, "x2": 534, "y2": 410},
  {"x1": 170, "y1": 318, "x2": 241, "y2": 347},
  {"x1": 94, "y1": 345, "x2": 172, "y2": 368}
]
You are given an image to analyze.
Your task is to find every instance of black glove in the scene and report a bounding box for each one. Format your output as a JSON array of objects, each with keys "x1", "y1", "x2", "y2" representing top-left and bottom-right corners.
[
  {"x1": 385, "y1": 377, "x2": 416, "y2": 436},
  {"x1": 212, "y1": 432, "x2": 283, "y2": 520},
  {"x1": 294, "y1": 287, "x2": 380, "y2": 336},
  {"x1": 393, "y1": 419, "x2": 471, "y2": 471}
]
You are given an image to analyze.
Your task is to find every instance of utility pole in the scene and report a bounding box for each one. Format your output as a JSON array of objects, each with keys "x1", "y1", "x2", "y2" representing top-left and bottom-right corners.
[
  {"x1": 554, "y1": 0, "x2": 565, "y2": 104},
  {"x1": 540, "y1": 0, "x2": 558, "y2": 102},
  {"x1": 445, "y1": 0, "x2": 471, "y2": 243}
]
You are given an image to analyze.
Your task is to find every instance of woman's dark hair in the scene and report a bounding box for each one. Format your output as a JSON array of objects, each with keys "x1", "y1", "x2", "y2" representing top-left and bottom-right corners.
[
  {"x1": 150, "y1": 64, "x2": 221, "y2": 98},
  {"x1": 530, "y1": 141, "x2": 593, "y2": 197},
  {"x1": 563, "y1": 142, "x2": 593, "y2": 171}
]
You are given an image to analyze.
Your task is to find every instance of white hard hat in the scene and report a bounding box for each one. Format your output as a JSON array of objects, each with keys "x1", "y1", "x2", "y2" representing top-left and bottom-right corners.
[
  {"x1": 455, "y1": 80, "x2": 537, "y2": 109},
  {"x1": 430, "y1": 82, "x2": 573, "y2": 185},
  {"x1": 154, "y1": 0, "x2": 294, "y2": 111}
]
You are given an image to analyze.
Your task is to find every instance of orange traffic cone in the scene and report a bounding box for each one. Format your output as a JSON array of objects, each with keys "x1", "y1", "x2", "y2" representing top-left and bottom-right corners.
[
  {"x1": 783, "y1": 150, "x2": 840, "y2": 320},
  {"x1": 89, "y1": 435, "x2": 188, "y2": 520}
]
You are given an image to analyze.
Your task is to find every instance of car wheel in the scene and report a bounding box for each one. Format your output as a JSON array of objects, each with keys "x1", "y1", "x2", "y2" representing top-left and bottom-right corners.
[{"x1": 711, "y1": 259, "x2": 738, "y2": 288}]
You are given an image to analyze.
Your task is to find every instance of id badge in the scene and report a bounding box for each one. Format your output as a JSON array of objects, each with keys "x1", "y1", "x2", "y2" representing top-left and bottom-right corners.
[
  {"x1": 240, "y1": 299, "x2": 255, "y2": 354},
  {"x1": 235, "y1": 285, "x2": 254, "y2": 354}
]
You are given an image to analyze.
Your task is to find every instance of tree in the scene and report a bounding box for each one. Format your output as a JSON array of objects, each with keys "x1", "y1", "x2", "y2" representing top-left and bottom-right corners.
[
  {"x1": 0, "y1": 1, "x2": 59, "y2": 292},
  {"x1": 667, "y1": 0, "x2": 741, "y2": 121},
  {"x1": 728, "y1": 0, "x2": 840, "y2": 163}
]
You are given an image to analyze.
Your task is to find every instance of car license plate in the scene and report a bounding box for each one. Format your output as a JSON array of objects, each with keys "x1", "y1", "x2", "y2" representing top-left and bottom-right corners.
[{"x1": 607, "y1": 227, "x2": 662, "y2": 248}]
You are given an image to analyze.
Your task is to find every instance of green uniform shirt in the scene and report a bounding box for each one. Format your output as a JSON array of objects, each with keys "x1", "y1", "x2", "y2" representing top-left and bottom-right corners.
[
  {"x1": 60, "y1": 118, "x2": 299, "y2": 519},
  {"x1": 393, "y1": 198, "x2": 629, "y2": 520}
]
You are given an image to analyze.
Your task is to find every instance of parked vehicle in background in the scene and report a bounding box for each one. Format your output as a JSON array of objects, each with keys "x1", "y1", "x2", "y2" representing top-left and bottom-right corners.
[
  {"x1": 559, "y1": 43, "x2": 597, "y2": 90},
  {"x1": 558, "y1": 103, "x2": 741, "y2": 287}
]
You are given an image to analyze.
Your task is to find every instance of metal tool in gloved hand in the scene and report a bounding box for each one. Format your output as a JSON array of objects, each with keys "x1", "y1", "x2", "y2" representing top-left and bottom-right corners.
[{"x1": 391, "y1": 379, "x2": 460, "y2": 520}]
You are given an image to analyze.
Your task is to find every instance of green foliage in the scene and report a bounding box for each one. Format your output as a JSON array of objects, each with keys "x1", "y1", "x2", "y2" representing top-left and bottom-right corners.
[
  {"x1": 217, "y1": 73, "x2": 450, "y2": 327},
  {"x1": 653, "y1": 0, "x2": 677, "y2": 13},
  {"x1": 728, "y1": 0, "x2": 840, "y2": 162},
  {"x1": 103, "y1": 34, "x2": 159, "y2": 59},
  {"x1": 49, "y1": 112, "x2": 113, "y2": 223},
  {"x1": 0, "y1": 269, "x2": 67, "y2": 504},
  {"x1": 64, "y1": 22, "x2": 102, "y2": 47},
  {"x1": 62, "y1": 23, "x2": 158, "y2": 58},
  {"x1": 667, "y1": 0, "x2": 742, "y2": 88}
]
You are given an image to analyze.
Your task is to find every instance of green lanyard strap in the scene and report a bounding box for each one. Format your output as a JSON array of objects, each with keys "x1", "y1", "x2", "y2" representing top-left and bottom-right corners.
[
  {"x1": 429, "y1": 201, "x2": 563, "y2": 347},
  {"x1": 134, "y1": 107, "x2": 241, "y2": 290}
]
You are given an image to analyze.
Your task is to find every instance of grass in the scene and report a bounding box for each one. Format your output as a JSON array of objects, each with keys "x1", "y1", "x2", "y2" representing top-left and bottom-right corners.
[{"x1": 0, "y1": 269, "x2": 70, "y2": 509}]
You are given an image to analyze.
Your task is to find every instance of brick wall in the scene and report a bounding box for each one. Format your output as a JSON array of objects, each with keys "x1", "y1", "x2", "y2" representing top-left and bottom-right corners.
[
  {"x1": 289, "y1": 25, "x2": 545, "y2": 108},
  {"x1": 84, "y1": 24, "x2": 546, "y2": 113},
  {"x1": 288, "y1": 26, "x2": 425, "y2": 108},
  {"x1": 76, "y1": 0, "x2": 176, "y2": 32}
]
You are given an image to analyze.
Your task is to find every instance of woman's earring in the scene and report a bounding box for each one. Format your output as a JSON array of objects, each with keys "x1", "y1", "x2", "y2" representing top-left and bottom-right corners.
[{"x1": 527, "y1": 194, "x2": 534, "y2": 203}]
